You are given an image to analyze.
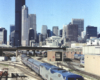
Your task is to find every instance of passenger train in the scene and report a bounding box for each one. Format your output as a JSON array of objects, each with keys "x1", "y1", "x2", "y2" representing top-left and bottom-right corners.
[{"x1": 21, "y1": 54, "x2": 84, "y2": 80}]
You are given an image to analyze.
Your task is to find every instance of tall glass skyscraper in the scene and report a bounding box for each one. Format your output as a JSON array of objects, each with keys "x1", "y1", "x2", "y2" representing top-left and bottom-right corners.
[
  {"x1": 15, "y1": 0, "x2": 25, "y2": 46},
  {"x1": 72, "y1": 19, "x2": 84, "y2": 36}
]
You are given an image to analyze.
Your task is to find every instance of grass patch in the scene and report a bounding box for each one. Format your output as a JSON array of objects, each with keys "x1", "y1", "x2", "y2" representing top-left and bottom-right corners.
[
  {"x1": 0, "y1": 64, "x2": 8, "y2": 66},
  {"x1": 69, "y1": 69, "x2": 73, "y2": 72}
]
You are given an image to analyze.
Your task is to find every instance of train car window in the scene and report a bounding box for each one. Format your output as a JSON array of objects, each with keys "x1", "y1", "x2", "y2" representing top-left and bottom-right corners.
[
  {"x1": 68, "y1": 78, "x2": 74, "y2": 80},
  {"x1": 52, "y1": 68, "x2": 64, "y2": 70},
  {"x1": 62, "y1": 70, "x2": 68, "y2": 73},
  {"x1": 76, "y1": 78, "x2": 83, "y2": 80}
]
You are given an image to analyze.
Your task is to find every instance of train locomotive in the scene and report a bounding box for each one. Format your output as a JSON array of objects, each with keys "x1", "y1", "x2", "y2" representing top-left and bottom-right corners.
[{"x1": 21, "y1": 54, "x2": 84, "y2": 80}]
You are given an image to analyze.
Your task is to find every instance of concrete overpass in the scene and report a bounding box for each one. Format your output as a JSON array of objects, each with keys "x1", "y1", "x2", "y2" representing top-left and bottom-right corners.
[{"x1": 0, "y1": 47, "x2": 66, "y2": 56}]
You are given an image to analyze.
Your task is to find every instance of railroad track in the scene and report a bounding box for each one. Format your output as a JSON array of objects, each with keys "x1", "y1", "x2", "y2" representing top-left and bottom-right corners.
[
  {"x1": 0, "y1": 63, "x2": 43, "y2": 80},
  {"x1": 40, "y1": 60, "x2": 100, "y2": 80}
]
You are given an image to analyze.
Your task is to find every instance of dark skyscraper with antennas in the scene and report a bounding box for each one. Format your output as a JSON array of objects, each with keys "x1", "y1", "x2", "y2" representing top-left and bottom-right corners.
[{"x1": 15, "y1": 0, "x2": 25, "y2": 46}]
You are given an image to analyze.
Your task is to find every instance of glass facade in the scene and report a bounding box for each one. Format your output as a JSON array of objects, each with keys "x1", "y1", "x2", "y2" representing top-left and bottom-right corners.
[
  {"x1": 15, "y1": 0, "x2": 25, "y2": 46},
  {"x1": 86, "y1": 26, "x2": 97, "y2": 39}
]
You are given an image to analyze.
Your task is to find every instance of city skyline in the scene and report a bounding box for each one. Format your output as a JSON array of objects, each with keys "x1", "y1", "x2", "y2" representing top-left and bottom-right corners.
[{"x1": 0, "y1": 0, "x2": 100, "y2": 41}]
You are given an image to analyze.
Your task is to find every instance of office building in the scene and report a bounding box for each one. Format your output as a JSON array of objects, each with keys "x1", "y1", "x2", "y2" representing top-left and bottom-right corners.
[
  {"x1": 59, "y1": 29, "x2": 63, "y2": 37},
  {"x1": 29, "y1": 14, "x2": 36, "y2": 40},
  {"x1": 41, "y1": 25, "x2": 47, "y2": 35},
  {"x1": 63, "y1": 25, "x2": 67, "y2": 44},
  {"x1": 39, "y1": 34, "x2": 43, "y2": 42},
  {"x1": 21, "y1": 5, "x2": 29, "y2": 46},
  {"x1": 37, "y1": 33, "x2": 41, "y2": 43},
  {"x1": 10, "y1": 25, "x2": 15, "y2": 34},
  {"x1": 72, "y1": 19, "x2": 84, "y2": 36},
  {"x1": 10, "y1": 30, "x2": 15, "y2": 46},
  {"x1": 63, "y1": 25, "x2": 67, "y2": 37},
  {"x1": 10, "y1": 25, "x2": 15, "y2": 45},
  {"x1": 52, "y1": 26, "x2": 58, "y2": 36},
  {"x1": 66, "y1": 24, "x2": 78, "y2": 42},
  {"x1": 15, "y1": 0, "x2": 25, "y2": 46},
  {"x1": 29, "y1": 28, "x2": 34, "y2": 41},
  {"x1": 0, "y1": 28, "x2": 7, "y2": 44},
  {"x1": 41, "y1": 25, "x2": 47, "y2": 41},
  {"x1": 47, "y1": 29, "x2": 51, "y2": 37},
  {"x1": 86, "y1": 26, "x2": 97, "y2": 39}
]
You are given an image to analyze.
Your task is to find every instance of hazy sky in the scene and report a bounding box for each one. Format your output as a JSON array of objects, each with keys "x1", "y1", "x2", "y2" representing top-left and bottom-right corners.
[{"x1": 0, "y1": 0, "x2": 100, "y2": 41}]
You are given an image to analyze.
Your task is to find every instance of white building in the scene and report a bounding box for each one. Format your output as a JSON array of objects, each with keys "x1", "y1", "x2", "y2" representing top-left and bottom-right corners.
[
  {"x1": 71, "y1": 43, "x2": 86, "y2": 48},
  {"x1": 81, "y1": 31, "x2": 86, "y2": 39},
  {"x1": 43, "y1": 36, "x2": 62, "y2": 47},
  {"x1": 41, "y1": 25, "x2": 47, "y2": 35},
  {"x1": 63, "y1": 25, "x2": 67, "y2": 44},
  {"x1": 21, "y1": 5, "x2": 29, "y2": 46}
]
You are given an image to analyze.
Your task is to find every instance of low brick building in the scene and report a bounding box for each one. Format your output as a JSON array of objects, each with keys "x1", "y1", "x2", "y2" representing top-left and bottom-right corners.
[
  {"x1": 47, "y1": 50, "x2": 65, "y2": 61},
  {"x1": 65, "y1": 48, "x2": 82, "y2": 59}
]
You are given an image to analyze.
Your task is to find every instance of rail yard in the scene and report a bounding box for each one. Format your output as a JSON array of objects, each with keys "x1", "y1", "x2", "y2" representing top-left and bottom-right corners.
[{"x1": 0, "y1": 51, "x2": 100, "y2": 80}]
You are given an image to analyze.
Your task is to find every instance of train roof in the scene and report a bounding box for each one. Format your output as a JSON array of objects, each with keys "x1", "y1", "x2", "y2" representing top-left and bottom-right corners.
[
  {"x1": 28, "y1": 58, "x2": 35, "y2": 63},
  {"x1": 28, "y1": 58, "x2": 42, "y2": 66},
  {"x1": 33, "y1": 60, "x2": 42, "y2": 66},
  {"x1": 40, "y1": 63, "x2": 58, "y2": 70},
  {"x1": 21, "y1": 54, "x2": 27, "y2": 57},
  {"x1": 50, "y1": 68, "x2": 83, "y2": 79}
]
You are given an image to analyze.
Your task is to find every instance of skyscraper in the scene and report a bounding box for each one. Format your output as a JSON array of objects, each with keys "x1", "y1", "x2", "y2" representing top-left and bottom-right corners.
[
  {"x1": 59, "y1": 29, "x2": 63, "y2": 37},
  {"x1": 10, "y1": 25, "x2": 15, "y2": 45},
  {"x1": 86, "y1": 26, "x2": 97, "y2": 39},
  {"x1": 52, "y1": 26, "x2": 58, "y2": 36},
  {"x1": 66, "y1": 24, "x2": 78, "y2": 42},
  {"x1": 21, "y1": 5, "x2": 29, "y2": 46},
  {"x1": 37, "y1": 33, "x2": 41, "y2": 43},
  {"x1": 0, "y1": 28, "x2": 7, "y2": 44},
  {"x1": 15, "y1": 0, "x2": 25, "y2": 46},
  {"x1": 10, "y1": 25, "x2": 15, "y2": 34},
  {"x1": 63, "y1": 25, "x2": 67, "y2": 37},
  {"x1": 29, "y1": 14, "x2": 36, "y2": 40},
  {"x1": 10, "y1": 30, "x2": 15, "y2": 46},
  {"x1": 29, "y1": 28, "x2": 34, "y2": 41},
  {"x1": 39, "y1": 34, "x2": 43, "y2": 42},
  {"x1": 63, "y1": 25, "x2": 67, "y2": 44},
  {"x1": 72, "y1": 19, "x2": 84, "y2": 36},
  {"x1": 41, "y1": 25, "x2": 47, "y2": 41},
  {"x1": 47, "y1": 29, "x2": 51, "y2": 37},
  {"x1": 41, "y1": 25, "x2": 47, "y2": 35}
]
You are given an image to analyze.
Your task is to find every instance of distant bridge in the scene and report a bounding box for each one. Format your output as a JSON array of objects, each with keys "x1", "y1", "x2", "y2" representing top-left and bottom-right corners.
[{"x1": 0, "y1": 47, "x2": 66, "y2": 56}]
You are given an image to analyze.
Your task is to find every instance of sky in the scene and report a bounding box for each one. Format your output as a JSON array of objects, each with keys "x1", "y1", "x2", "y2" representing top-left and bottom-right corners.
[{"x1": 0, "y1": 0, "x2": 100, "y2": 41}]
